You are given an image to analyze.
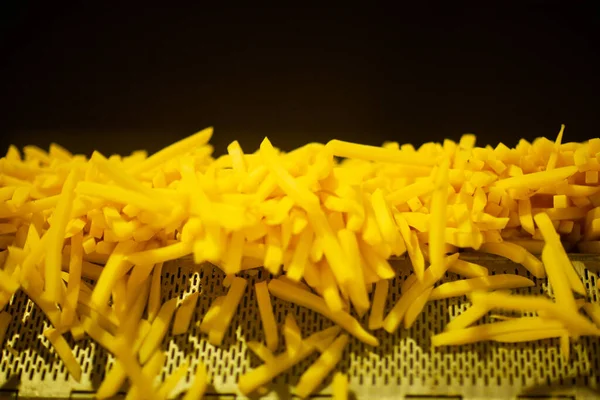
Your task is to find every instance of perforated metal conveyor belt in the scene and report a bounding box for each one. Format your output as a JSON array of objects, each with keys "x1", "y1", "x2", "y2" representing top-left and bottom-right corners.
[{"x1": 1, "y1": 255, "x2": 599, "y2": 400}]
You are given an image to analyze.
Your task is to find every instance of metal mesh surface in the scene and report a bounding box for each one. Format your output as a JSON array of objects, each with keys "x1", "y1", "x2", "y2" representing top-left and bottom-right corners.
[{"x1": 1, "y1": 255, "x2": 599, "y2": 399}]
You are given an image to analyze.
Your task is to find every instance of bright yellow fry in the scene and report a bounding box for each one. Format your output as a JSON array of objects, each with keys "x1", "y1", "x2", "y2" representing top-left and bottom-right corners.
[
  {"x1": 45, "y1": 168, "x2": 81, "y2": 302},
  {"x1": 448, "y1": 259, "x2": 489, "y2": 278},
  {"x1": 120, "y1": 341, "x2": 162, "y2": 400},
  {"x1": 90, "y1": 240, "x2": 137, "y2": 309},
  {"x1": 199, "y1": 296, "x2": 225, "y2": 334},
  {"x1": 182, "y1": 360, "x2": 210, "y2": 400},
  {"x1": 172, "y1": 292, "x2": 201, "y2": 336},
  {"x1": 283, "y1": 313, "x2": 303, "y2": 358},
  {"x1": 327, "y1": 139, "x2": 436, "y2": 166},
  {"x1": 268, "y1": 279, "x2": 378, "y2": 346},
  {"x1": 157, "y1": 362, "x2": 188, "y2": 400},
  {"x1": 96, "y1": 362, "x2": 127, "y2": 399},
  {"x1": 583, "y1": 303, "x2": 600, "y2": 328},
  {"x1": 296, "y1": 334, "x2": 349, "y2": 398},
  {"x1": 429, "y1": 275, "x2": 535, "y2": 301},
  {"x1": 368, "y1": 279, "x2": 389, "y2": 330},
  {"x1": 286, "y1": 227, "x2": 313, "y2": 282},
  {"x1": 478, "y1": 242, "x2": 545, "y2": 278},
  {"x1": 535, "y1": 212, "x2": 586, "y2": 298},
  {"x1": 260, "y1": 137, "x2": 319, "y2": 213},
  {"x1": 492, "y1": 328, "x2": 569, "y2": 343},
  {"x1": 139, "y1": 298, "x2": 178, "y2": 364},
  {"x1": 126, "y1": 242, "x2": 192, "y2": 266},
  {"x1": 332, "y1": 372, "x2": 348, "y2": 400},
  {"x1": 386, "y1": 180, "x2": 435, "y2": 206},
  {"x1": 404, "y1": 286, "x2": 434, "y2": 329},
  {"x1": 43, "y1": 328, "x2": 82, "y2": 382},
  {"x1": 470, "y1": 291, "x2": 599, "y2": 336},
  {"x1": 566, "y1": 261, "x2": 587, "y2": 296},
  {"x1": 208, "y1": 277, "x2": 247, "y2": 346},
  {"x1": 247, "y1": 341, "x2": 276, "y2": 364},
  {"x1": 62, "y1": 231, "x2": 83, "y2": 327},
  {"x1": 128, "y1": 127, "x2": 213, "y2": 176},
  {"x1": 401, "y1": 273, "x2": 418, "y2": 294},
  {"x1": 429, "y1": 158, "x2": 450, "y2": 278},
  {"x1": 255, "y1": 281, "x2": 279, "y2": 352},
  {"x1": 148, "y1": 262, "x2": 164, "y2": 323},
  {"x1": 337, "y1": 229, "x2": 369, "y2": 313},
  {"x1": 432, "y1": 317, "x2": 565, "y2": 346},
  {"x1": 445, "y1": 303, "x2": 490, "y2": 331},
  {"x1": 541, "y1": 245, "x2": 578, "y2": 312},
  {"x1": 91, "y1": 151, "x2": 171, "y2": 209},
  {"x1": 383, "y1": 253, "x2": 459, "y2": 333},
  {"x1": 223, "y1": 230, "x2": 245, "y2": 275},
  {"x1": 76, "y1": 181, "x2": 166, "y2": 215},
  {"x1": 494, "y1": 166, "x2": 577, "y2": 189},
  {"x1": 320, "y1": 262, "x2": 344, "y2": 313}
]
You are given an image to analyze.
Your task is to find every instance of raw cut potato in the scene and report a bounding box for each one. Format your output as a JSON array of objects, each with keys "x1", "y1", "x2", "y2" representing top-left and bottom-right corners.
[{"x1": 0, "y1": 125, "x2": 599, "y2": 398}]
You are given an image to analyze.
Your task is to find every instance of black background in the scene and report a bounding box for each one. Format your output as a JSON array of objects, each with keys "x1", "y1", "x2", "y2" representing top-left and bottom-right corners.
[{"x1": 1, "y1": 3, "x2": 599, "y2": 157}]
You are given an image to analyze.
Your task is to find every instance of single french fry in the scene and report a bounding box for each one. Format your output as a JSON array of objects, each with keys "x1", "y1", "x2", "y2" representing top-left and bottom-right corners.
[
  {"x1": 296, "y1": 334, "x2": 349, "y2": 398},
  {"x1": 428, "y1": 275, "x2": 535, "y2": 301},
  {"x1": 208, "y1": 277, "x2": 247, "y2": 346},
  {"x1": 43, "y1": 328, "x2": 82, "y2": 382},
  {"x1": 255, "y1": 281, "x2": 279, "y2": 352},
  {"x1": 172, "y1": 292, "x2": 201, "y2": 336},
  {"x1": 182, "y1": 360, "x2": 210, "y2": 400},
  {"x1": 368, "y1": 279, "x2": 389, "y2": 330},
  {"x1": 138, "y1": 298, "x2": 177, "y2": 364},
  {"x1": 247, "y1": 341, "x2": 276, "y2": 364}
]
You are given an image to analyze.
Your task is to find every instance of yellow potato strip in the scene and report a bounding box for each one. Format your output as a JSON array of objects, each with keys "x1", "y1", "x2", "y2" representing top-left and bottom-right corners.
[
  {"x1": 583, "y1": 303, "x2": 600, "y2": 328},
  {"x1": 470, "y1": 291, "x2": 599, "y2": 336},
  {"x1": 199, "y1": 296, "x2": 225, "y2": 334},
  {"x1": 90, "y1": 240, "x2": 137, "y2": 309},
  {"x1": 432, "y1": 317, "x2": 565, "y2": 346},
  {"x1": 494, "y1": 166, "x2": 578, "y2": 189},
  {"x1": 247, "y1": 341, "x2": 276, "y2": 364},
  {"x1": 327, "y1": 139, "x2": 436, "y2": 166},
  {"x1": 238, "y1": 326, "x2": 340, "y2": 395},
  {"x1": 492, "y1": 328, "x2": 569, "y2": 343},
  {"x1": 332, "y1": 372, "x2": 349, "y2": 400},
  {"x1": 404, "y1": 286, "x2": 434, "y2": 329},
  {"x1": 478, "y1": 242, "x2": 545, "y2": 278},
  {"x1": 138, "y1": 298, "x2": 178, "y2": 364},
  {"x1": 368, "y1": 279, "x2": 389, "y2": 330},
  {"x1": 268, "y1": 278, "x2": 378, "y2": 346},
  {"x1": 128, "y1": 127, "x2": 213, "y2": 176},
  {"x1": 182, "y1": 360, "x2": 210, "y2": 400},
  {"x1": 45, "y1": 168, "x2": 81, "y2": 302},
  {"x1": 208, "y1": 277, "x2": 247, "y2": 346},
  {"x1": 148, "y1": 262, "x2": 164, "y2": 322},
  {"x1": 172, "y1": 292, "x2": 201, "y2": 336},
  {"x1": 283, "y1": 313, "x2": 303, "y2": 357},
  {"x1": 535, "y1": 212, "x2": 586, "y2": 299},
  {"x1": 296, "y1": 334, "x2": 349, "y2": 398},
  {"x1": 428, "y1": 275, "x2": 535, "y2": 301},
  {"x1": 383, "y1": 253, "x2": 459, "y2": 333},
  {"x1": 448, "y1": 259, "x2": 489, "y2": 278},
  {"x1": 43, "y1": 328, "x2": 82, "y2": 382},
  {"x1": 157, "y1": 362, "x2": 188, "y2": 400},
  {"x1": 255, "y1": 281, "x2": 279, "y2": 352},
  {"x1": 445, "y1": 303, "x2": 490, "y2": 331},
  {"x1": 429, "y1": 159, "x2": 450, "y2": 278}
]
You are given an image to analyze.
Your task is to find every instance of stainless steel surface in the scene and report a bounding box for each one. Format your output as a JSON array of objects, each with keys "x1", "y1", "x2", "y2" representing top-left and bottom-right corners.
[{"x1": 1, "y1": 255, "x2": 599, "y2": 399}]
